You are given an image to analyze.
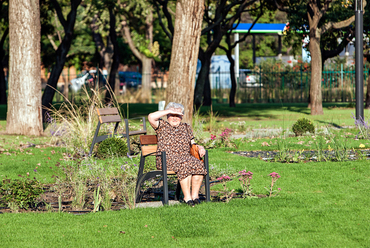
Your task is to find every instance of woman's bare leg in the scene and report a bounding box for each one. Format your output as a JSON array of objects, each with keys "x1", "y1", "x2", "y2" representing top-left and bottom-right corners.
[
  {"x1": 179, "y1": 175, "x2": 192, "y2": 202},
  {"x1": 191, "y1": 175, "x2": 204, "y2": 200}
]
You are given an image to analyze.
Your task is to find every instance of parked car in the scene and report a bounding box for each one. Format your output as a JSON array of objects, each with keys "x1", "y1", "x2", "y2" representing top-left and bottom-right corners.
[
  {"x1": 239, "y1": 69, "x2": 262, "y2": 88},
  {"x1": 119, "y1": 71, "x2": 142, "y2": 88}
]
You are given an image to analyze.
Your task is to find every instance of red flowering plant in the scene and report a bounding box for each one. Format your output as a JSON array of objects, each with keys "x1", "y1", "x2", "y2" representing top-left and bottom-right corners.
[
  {"x1": 265, "y1": 172, "x2": 281, "y2": 197},
  {"x1": 238, "y1": 170, "x2": 256, "y2": 199},
  {"x1": 217, "y1": 175, "x2": 234, "y2": 203},
  {"x1": 205, "y1": 128, "x2": 234, "y2": 149}
]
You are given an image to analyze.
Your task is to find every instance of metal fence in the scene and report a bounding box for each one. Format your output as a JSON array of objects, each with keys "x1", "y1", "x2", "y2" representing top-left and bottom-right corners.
[
  {"x1": 49, "y1": 65, "x2": 370, "y2": 104},
  {"x1": 209, "y1": 65, "x2": 370, "y2": 103}
]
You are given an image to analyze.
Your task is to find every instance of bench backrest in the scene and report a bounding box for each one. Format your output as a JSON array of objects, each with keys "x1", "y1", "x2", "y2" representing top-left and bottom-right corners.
[
  {"x1": 140, "y1": 135, "x2": 157, "y2": 156},
  {"x1": 97, "y1": 108, "x2": 122, "y2": 124}
]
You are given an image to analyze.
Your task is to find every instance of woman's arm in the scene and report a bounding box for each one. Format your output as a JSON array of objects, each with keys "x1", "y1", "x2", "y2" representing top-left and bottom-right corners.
[
  {"x1": 191, "y1": 139, "x2": 206, "y2": 157},
  {"x1": 148, "y1": 109, "x2": 183, "y2": 129}
]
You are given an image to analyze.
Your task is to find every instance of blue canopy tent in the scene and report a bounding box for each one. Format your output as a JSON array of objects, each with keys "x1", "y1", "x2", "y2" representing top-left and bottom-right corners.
[{"x1": 230, "y1": 23, "x2": 288, "y2": 72}]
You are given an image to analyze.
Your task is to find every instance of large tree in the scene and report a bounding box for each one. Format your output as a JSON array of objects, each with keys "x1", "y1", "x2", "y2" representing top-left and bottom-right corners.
[
  {"x1": 120, "y1": 2, "x2": 159, "y2": 103},
  {"x1": 218, "y1": 4, "x2": 264, "y2": 107},
  {"x1": 165, "y1": 0, "x2": 204, "y2": 123},
  {"x1": 6, "y1": 0, "x2": 43, "y2": 135},
  {"x1": 41, "y1": 0, "x2": 82, "y2": 120},
  {"x1": 277, "y1": 0, "x2": 363, "y2": 115},
  {"x1": 0, "y1": 0, "x2": 8, "y2": 105},
  {"x1": 155, "y1": 0, "x2": 261, "y2": 109}
]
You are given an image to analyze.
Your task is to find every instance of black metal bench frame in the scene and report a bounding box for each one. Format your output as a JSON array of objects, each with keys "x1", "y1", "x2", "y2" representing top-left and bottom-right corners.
[
  {"x1": 89, "y1": 107, "x2": 147, "y2": 156},
  {"x1": 135, "y1": 135, "x2": 211, "y2": 205}
]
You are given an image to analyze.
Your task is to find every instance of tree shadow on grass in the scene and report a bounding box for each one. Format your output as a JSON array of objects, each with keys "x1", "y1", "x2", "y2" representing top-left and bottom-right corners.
[{"x1": 316, "y1": 120, "x2": 344, "y2": 129}]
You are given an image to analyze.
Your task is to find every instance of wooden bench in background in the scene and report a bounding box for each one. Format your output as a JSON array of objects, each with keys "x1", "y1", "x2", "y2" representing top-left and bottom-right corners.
[
  {"x1": 135, "y1": 135, "x2": 211, "y2": 205},
  {"x1": 89, "y1": 107, "x2": 147, "y2": 156}
]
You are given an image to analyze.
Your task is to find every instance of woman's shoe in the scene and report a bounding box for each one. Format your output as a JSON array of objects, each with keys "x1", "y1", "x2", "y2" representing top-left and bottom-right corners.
[
  {"x1": 193, "y1": 198, "x2": 201, "y2": 205},
  {"x1": 185, "y1": 200, "x2": 195, "y2": 207}
]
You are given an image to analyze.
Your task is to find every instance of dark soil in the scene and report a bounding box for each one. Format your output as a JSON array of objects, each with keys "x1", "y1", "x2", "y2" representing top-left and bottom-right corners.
[
  {"x1": 0, "y1": 179, "x2": 248, "y2": 214},
  {"x1": 230, "y1": 149, "x2": 370, "y2": 162}
]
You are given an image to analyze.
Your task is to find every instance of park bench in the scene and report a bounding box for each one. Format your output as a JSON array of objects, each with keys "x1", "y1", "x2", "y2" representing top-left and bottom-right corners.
[
  {"x1": 88, "y1": 107, "x2": 147, "y2": 156},
  {"x1": 135, "y1": 135, "x2": 211, "y2": 205}
]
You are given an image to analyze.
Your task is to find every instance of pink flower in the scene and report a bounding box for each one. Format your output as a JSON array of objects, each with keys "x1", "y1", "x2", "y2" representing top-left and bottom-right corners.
[
  {"x1": 217, "y1": 175, "x2": 231, "y2": 181},
  {"x1": 210, "y1": 134, "x2": 216, "y2": 140},
  {"x1": 269, "y1": 172, "x2": 280, "y2": 178},
  {"x1": 278, "y1": 188, "x2": 281, "y2": 191}
]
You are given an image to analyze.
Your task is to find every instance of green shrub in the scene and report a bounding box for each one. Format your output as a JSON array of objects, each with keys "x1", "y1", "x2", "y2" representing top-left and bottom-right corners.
[
  {"x1": 97, "y1": 136, "x2": 128, "y2": 158},
  {"x1": 0, "y1": 178, "x2": 44, "y2": 209},
  {"x1": 292, "y1": 118, "x2": 315, "y2": 136}
]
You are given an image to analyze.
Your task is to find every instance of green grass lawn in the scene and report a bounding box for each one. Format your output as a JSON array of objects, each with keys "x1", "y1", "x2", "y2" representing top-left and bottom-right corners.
[
  {"x1": 1, "y1": 103, "x2": 370, "y2": 247},
  {"x1": 1, "y1": 157, "x2": 370, "y2": 247}
]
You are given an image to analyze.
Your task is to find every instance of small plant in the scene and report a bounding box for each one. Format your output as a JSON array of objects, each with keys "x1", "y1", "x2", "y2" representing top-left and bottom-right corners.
[
  {"x1": 97, "y1": 136, "x2": 128, "y2": 158},
  {"x1": 206, "y1": 106, "x2": 218, "y2": 132},
  {"x1": 72, "y1": 182, "x2": 86, "y2": 210},
  {"x1": 220, "y1": 128, "x2": 233, "y2": 146},
  {"x1": 93, "y1": 185, "x2": 102, "y2": 212},
  {"x1": 217, "y1": 175, "x2": 234, "y2": 203},
  {"x1": 329, "y1": 134, "x2": 349, "y2": 161},
  {"x1": 292, "y1": 118, "x2": 315, "y2": 136},
  {"x1": 352, "y1": 114, "x2": 370, "y2": 139},
  {"x1": 238, "y1": 170, "x2": 255, "y2": 199},
  {"x1": 265, "y1": 172, "x2": 281, "y2": 197},
  {"x1": 101, "y1": 189, "x2": 113, "y2": 211},
  {"x1": 313, "y1": 136, "x2": 328, "y2": 162},
  {"x1": 275, "y1": 137, "x2": 290, "y2": 162},
  {"x1": 0, "y1": 178, "x2": 44, "y2": 210}
]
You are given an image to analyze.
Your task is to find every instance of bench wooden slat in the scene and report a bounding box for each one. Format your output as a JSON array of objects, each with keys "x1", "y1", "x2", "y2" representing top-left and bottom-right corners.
[
  {"x1": 97, "y1": 108, "x2": 119, "y2": 116},
  {"x1": 99, "y1": 115, "x2": 122, "y2": 124},
  {"x1": 128, "y1": 130, "x2": 147, "y2": 135},
  {"x1": 140, "y1": 135, "x2": 157, "y2": 145},
  {"x1": 142, "y1": 145, "x2": 157, "y2": 156}
]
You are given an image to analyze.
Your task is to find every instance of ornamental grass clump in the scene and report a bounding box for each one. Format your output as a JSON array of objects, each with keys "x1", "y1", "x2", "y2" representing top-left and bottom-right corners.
[
  {"x1": 45, "y1": 86, "x2": 123, "y2": 157},
  {"x1": 292, "y1": 118, "x2": 315, "y2": 136},
  {"x1": 51, "y1": 156, "x2": 139, "y2": 211}
]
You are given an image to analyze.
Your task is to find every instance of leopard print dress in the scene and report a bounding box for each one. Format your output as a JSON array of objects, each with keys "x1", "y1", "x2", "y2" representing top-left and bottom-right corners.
[{"x1": 154, "y1": 119, "x2": 207, "y2": 181}]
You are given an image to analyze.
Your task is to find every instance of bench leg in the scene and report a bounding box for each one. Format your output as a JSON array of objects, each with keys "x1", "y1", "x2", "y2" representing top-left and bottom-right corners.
[
  {"x1": 162, "y1": 151, "x2": 169, "y2": 205},
  {"x1": 135, "y1": 156, "x2": 146, "y2": 203},
  {"x1": 175, "y1": 182, "x2": 181, "y2": 201},
  {"x1": 204, "y1": 151, "x2": 211, "y2": 202},
  {"x1": 89, "y1": 122, "x2": 101, "y2": 156}
]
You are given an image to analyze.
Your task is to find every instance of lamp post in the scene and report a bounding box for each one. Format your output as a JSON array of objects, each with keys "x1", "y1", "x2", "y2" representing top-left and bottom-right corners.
[{"x1": 355, "y1": 0, "x2": 364, "y2": 121}]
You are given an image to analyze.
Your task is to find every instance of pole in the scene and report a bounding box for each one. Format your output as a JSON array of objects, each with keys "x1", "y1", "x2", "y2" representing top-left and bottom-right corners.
[
  {"x1": 355, "y1": 0, "x2": 364, "y2": 121},
  {"x1": 235, "y1": 33, "x2": 240, "y2": 83}
]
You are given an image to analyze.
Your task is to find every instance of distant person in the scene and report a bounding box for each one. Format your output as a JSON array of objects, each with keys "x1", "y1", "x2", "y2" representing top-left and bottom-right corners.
[{"x1": 148, "y1": 102, "x2": 207, "y2": 207}]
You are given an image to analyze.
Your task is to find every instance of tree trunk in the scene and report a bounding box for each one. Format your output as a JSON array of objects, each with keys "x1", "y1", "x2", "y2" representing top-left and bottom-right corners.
[
  {"x1": 166, "y1": 0, "x2": 204, "y2": 124},
  {"x1": 308, "y1": 36, "x2": 324, "y2": 115},
  {"x1": 7, "y1": 0, "x2": 43, "y2": 136},
  {"x1": 0, "y1": 28, "x2": 8, "y2": 105},
  {"x1": 41, "y1": 0, "x2": 81, "y2": 121},
  {"x1": 105, "y1": 7, "x2": 120, "y2": 102},
  {"x1": 194, "y1": 56, "x2": 211, "y2": 109},
  {"x1": 142, "y1": 56, "x2": 153, "y2": 103},
  {"x1": 121, "y1": 13, "x2": 153, "y2": 103},
  {"x1": 226, "y1": 52, "x2": 236, "y2": 107}
]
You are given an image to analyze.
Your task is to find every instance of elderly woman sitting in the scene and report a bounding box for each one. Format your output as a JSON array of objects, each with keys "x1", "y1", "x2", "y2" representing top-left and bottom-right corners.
[{"x1": 148, "y1": 102, "x2": 207, "y2": 207}]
